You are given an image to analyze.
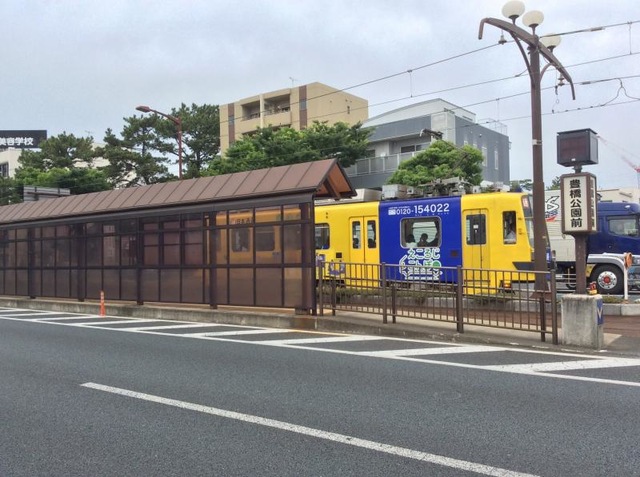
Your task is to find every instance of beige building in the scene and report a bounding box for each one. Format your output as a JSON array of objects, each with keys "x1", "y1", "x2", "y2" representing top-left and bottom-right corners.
[
  {"x1": 220, "y1": 82, "x2": 368, "y2": 153},
  {"x1": 0, "y1": 148, "x2": 21, "y2": 178},
  {"x1": 598, "y1": 187, "x2": 640, "y2": 203}
]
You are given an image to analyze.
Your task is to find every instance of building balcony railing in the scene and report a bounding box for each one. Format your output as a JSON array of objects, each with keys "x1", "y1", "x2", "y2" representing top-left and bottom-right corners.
[
  {"x1": 344, "y1": 151, "x2": 419, "y2": 177},
  {"x1": 265, "y1": 106, "x2": 290, "y2": 115}
]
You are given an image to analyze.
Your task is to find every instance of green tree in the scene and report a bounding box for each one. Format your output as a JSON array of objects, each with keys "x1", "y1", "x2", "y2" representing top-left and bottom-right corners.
[
  {"x1": 207, "y1": 121, "x2": 371, "y2": 175},
  {"x1": 15, "y1": 133, "x2": 111, "y2": 195},
  {"x1": 547, "y1": 176, "x2": 561, "y2": 190},
  {"x1": 99, "y1": 103, "x2": 221, "y2": 184},
  {"x1": 0, "y1": 177, "x2": 22, "y2": 205},
  {"x1": 15, "y1": 167, "x2": 110, "y2": 195},
  {"x1": 96, "y1": 124, "x2": 174, "y2": 188},
  {"x1": 510, "y1": 179, "x2": 533, "y2": 191},
  {"x1": 18, "y1": 133, "x2": 97, "y2": 170},
  {"x1": 301, "y1": 121, "x2": 371, "y2": 167},
  {"x1": 386, "y1": 140, "x2": 484, "y2": 187},
  {"x1": 175, "y1": 103, "x2": 220, "y2": 178}
]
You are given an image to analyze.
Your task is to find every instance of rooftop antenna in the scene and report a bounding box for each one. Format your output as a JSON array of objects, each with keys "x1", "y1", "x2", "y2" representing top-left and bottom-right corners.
[{"x1": 289, "y1": 76, "x2": 298, "y2": 87}]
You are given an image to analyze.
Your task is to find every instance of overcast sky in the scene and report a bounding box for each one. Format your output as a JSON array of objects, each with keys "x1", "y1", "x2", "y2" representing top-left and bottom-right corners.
[{"x1": 2, "y1": 1, "x2": 639, "y2": 188}]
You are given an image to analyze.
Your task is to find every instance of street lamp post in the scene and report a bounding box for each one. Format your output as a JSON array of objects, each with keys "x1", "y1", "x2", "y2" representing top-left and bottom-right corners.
[
  {"x1": 136, "y1": 105, "x2": 183, "y2": 179},
  {"x1": 479, "y1": 1, "x2": 575, "y2": 298}
]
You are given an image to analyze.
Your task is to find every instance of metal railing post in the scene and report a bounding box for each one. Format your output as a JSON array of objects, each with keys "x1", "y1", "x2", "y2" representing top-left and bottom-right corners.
[
  {"x1": 330, "y1": 272, "x2": 337, "y2": 317},
  {"x1": 539, "y1": 270, "x2": 547, "y2": 343},
  {"x1": 381, "y1": 263, "x2": 387, "y2": 324},
  {"x1": 391, "y1": 282, "x2": 397, "y2": 324},
  {"x1": 318, "y1": 261, "x2": 324, "y2": 317},
  {"x1": 456, "y1": 265, "x2": 464, "y2": 333},
  {"x1": 550, "y1": 271, "x2": 559, "y2": 345}
]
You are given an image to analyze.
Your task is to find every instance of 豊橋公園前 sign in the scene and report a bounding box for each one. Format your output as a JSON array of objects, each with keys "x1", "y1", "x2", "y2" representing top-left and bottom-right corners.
[
  {"x1": 560, "y1": 172, "x2": 597, "y2": 234},
  {"x1": 0, "y1": 130, "x2": 47, "y2": 148}
]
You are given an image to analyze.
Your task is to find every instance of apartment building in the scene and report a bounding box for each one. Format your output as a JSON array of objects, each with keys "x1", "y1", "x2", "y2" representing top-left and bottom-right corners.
[
  {"x1": 220, "y1": 82, "x2": 368, "y2": 153},
  {"x1": 345, "y1": 99, "x2": 511, "y2": 189}
]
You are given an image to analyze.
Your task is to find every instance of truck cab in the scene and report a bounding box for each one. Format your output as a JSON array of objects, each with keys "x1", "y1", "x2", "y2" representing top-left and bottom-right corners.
[{"x1": 589, "y1": 202, "x2": 640, "y2": 255}]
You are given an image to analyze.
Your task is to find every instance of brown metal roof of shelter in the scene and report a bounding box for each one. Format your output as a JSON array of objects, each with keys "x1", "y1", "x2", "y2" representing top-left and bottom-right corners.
[{"x1": 0, "y1": 159, "x2": 355, "y2": 226}]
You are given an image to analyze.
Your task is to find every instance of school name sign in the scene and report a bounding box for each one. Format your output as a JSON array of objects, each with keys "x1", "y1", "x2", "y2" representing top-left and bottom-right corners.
[{"x1": 0, "y1": 130, "x2": 47, "y2": 148}]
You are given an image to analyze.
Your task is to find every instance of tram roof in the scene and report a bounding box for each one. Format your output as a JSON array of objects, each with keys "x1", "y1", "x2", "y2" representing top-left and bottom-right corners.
[{"x1": 0, "y1": 159, "x2": 355, "y2": 226}]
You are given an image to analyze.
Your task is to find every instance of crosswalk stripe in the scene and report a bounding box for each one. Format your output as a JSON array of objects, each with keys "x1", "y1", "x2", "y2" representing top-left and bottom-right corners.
[
  {"x1": 359, "y1": 345, "x2": 502, "y2": 357},
  {"x1": 33, "y1": 316, "x2": 107, "y2": 322},
  {"x1": 253, "y1": 335, "x2": 381, "y2": 345},
  {"x1": 124, "y1": 323, "x2": 222, "y2": 332},
  {"x1": 0, "y1": 312, "x2": 60, "y2": 318},
  {"x1": 192, "y1": 329, "x2": 290, "y2": 337},
  {"x1": 484, "y1": 357, "x2": 640, "y2": 373},
  {"x1": 81, "y1": 319, "x2": 156, "y2": 326}
]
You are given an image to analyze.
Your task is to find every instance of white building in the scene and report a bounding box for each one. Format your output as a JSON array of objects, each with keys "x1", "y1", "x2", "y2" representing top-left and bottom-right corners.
[{"x1": 344, "y1": 99, "x2": 511, "y2": 189}]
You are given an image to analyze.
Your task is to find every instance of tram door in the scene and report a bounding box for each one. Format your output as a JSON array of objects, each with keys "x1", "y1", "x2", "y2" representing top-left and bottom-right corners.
[
  {"x1": 462, "y1": 208, "x2": 490, "y2": 292},
  {"x1": 349, "y1": 216, "x2": 379, "y2": 284}
]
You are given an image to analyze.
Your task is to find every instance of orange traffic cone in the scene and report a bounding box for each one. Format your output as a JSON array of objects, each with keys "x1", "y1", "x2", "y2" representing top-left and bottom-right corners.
[{"x1": 100, "y1": 291, "x2": 106, "y2": 316}]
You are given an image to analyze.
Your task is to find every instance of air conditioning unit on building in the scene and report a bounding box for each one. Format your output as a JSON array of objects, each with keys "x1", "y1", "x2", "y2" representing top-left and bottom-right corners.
[{"x1": 382, "y1": 184, "x2": 408, "y2": 200}]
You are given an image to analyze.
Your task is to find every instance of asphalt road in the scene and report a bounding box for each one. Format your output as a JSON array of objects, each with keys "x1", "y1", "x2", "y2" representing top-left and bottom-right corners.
[{"x1": 2, "y1": 309, "x2": 640, "y2": 477}]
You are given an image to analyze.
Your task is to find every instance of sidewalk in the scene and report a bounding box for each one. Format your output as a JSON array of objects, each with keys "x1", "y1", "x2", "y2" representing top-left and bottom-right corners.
[{"x1": 2, "y1": 296, "x2": 640, "y2": 357}]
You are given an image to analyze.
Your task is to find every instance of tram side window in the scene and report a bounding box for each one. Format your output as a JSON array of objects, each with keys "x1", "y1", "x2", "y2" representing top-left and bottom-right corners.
[
  {"x1": 466, "y1": 214, "x2": 486, "y2": 245},
  {"x1": 352, "y1": 221, "x2": 361, "y2": 249},
  {"x1": 255, "y1": 226, "x2": 275, "y2": 251},
  {"x1": 232, "y1": 229, "x2": 250, "y2": 252},
  {"x1": 401, "y1": 217, "x2": 441, "y2": 248},
  {"x1": 503, "y1": 211, "x2": 516, "y2": 244},
  {"x1": 315, "y1": 223, "x2": 330, "y2": 249},
  {"x1": 367, "y1": 220, "x2": 376, "y2": 248}
]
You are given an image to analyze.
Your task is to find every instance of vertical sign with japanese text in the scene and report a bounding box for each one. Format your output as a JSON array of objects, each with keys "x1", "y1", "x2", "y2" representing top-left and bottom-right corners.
[{"x1": 560, "y1": 172, "x2": 597, "y2": 234}]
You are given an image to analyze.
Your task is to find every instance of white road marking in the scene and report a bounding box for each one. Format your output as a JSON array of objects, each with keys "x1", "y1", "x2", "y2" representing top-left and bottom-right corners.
[
  {"x1": 360, "y1": 345, "x2": 501, "y2": 357},
  {"x1": 79, "y1": 319, "x2": 155, "y2": 326},
  {"x1": 484, "y1": 357, "x2": 640, "y2": 373},
  {"x1": 191, "y1": 328, "x2": 291, "y2": 337},
  {"x1": 259, "y1": 335, "x2": 382, "y2": 345},
  {"x1": 124, "y1": 323, "x2": 223, "y2": 332},
  {"x1": 81, "y1": 382, "x2": 539, "y2": 477},
  {"x1": 0, "y1": 311, "x2": 61, "y2": 318},
  {"x1": 3, "y1": 308, "x2": 640, "y2": 387},
  {"x1": 33, "y1": 316, "x2": 118, "y2": 322}
]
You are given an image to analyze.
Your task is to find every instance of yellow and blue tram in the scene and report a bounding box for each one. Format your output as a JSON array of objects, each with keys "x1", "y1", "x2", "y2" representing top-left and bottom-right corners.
[{"x1": 314, "y1": 191, "x2": 537, "y2": 290}]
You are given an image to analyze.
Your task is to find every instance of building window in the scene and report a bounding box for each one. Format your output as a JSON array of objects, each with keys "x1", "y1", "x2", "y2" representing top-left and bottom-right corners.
[
  {"x1": 400, "y1": 145, "x2": 422, "y2": 154},
  {"x1": 494, "y1": 149, "x2": 499, "y2": 170},
  {"x1": 0, "y1": 162, "x2": 8, "y2": 177}
]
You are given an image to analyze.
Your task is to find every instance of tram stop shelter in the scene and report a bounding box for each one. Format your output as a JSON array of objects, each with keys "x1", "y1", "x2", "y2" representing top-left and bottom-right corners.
[{"x1": 0, "y1": 159, "x2": 355, "y2": 314}]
